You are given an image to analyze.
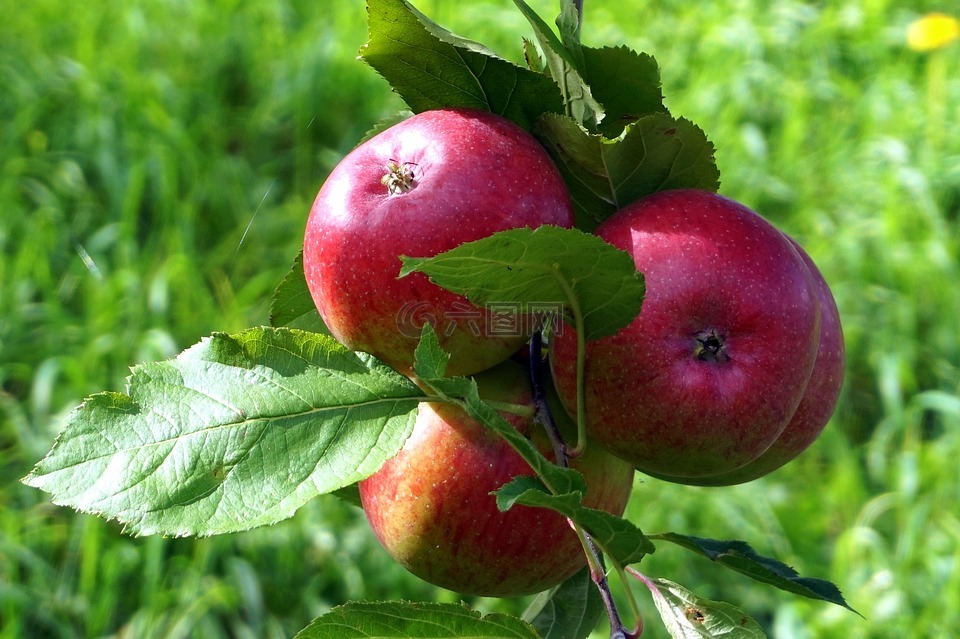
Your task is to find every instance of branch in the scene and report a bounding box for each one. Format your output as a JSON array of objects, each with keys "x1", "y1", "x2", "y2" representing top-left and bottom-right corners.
[{"x1": 527, "y1": 332, "x2": 638, "y2": 639}]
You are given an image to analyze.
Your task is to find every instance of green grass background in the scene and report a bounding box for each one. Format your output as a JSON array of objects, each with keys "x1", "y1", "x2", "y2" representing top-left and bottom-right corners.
[{"x1": 1, "y1": 0, "x2": 958, "y2": 637}]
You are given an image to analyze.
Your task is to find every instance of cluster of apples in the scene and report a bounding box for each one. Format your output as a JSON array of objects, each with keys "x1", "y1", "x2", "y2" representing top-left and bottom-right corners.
[{"x1": 302, "y1": 108, "x2": 844, "y2": 597}]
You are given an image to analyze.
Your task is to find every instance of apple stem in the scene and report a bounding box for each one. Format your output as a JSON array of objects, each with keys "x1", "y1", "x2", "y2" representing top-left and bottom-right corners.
[
  {"x1": 587, "y1": 537, "x2": 641, "y2": 639},
  {"x1": 528, "y1": 331, "x2": 569, "y2": 467}
]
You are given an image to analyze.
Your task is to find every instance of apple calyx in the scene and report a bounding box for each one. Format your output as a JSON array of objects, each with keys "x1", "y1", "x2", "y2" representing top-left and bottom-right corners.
[
  {"x1": 381, "y1": 159, "x2": 417, "y2": 195},
  {"x1": 694, "y1": 329, "x2": 730, "y2": 363}
]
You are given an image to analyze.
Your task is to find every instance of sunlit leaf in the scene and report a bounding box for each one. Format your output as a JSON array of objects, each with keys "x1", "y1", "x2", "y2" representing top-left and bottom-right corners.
[
  {"x1": 23, "y1": 328, "x2": 423, "y2": 536},
  {"x1": 400, "y1": 225, "x2": 644, "y2": 342}
]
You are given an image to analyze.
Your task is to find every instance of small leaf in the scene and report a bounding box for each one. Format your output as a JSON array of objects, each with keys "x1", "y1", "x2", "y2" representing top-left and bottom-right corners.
[
  {"x1": 511, "y1": 0, "x2": 603, "y2": 129},
  {"x1": 522, "y1": 38, "x2": 545, "y2": 73},
  {"x1": 641, "y1": 577, "x2": 766, "y2": 639},
  {"x1": 399, "y1": 225, "x2": 645, "y2": 342},
  {"x1": 580, "y1": 45, "x2": 665, "y2": 139},
  {"x1": 496, "y1": 476, "x2": 655, "y2": 566},
  {"x1": 412, "y1": 324, "x2": 451, "y2": 381},
  {"x1": 525, "y1": 567, "x2": 603, "y2": 639},
  {"x1": 23, "y1": 328, "x2": 424, "y2": 537},
  {"x1": 269, "y1": 252, "x2": 327, "y2": 332},
  {"x1": 294, "y1": 601, "x2": 542, "y2": 639},
  {"x1": 652, "y1": 534, "x2": 860, "y2": 614},
  {"x1": 361, "y1": 0, "x2": 563, "y2": 131},
  {"x1": 331, "y1": 484, "x2": 362, "y2": 508},
  {"x1": 535, "y1": 112, "x2": 720, "y2": 231}
]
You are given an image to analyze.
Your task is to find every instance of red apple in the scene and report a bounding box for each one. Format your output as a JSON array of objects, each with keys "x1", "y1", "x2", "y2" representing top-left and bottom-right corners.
[
  {"x1": 303, "y1": 108, "x2": 573, "y2": 377},
  {"x1": 550, "y1": 189, "x2": 821, "y2": 479},
  {"x1": 654, "y1": 237, "x2": 845, "y2": 485},
  {"x1": 358, "y1": 361, "x2": 635, "y2": 598}
]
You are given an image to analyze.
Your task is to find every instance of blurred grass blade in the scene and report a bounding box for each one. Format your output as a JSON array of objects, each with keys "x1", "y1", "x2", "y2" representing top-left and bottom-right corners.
[{"x1": 23, "y1": 328, "x2": 424, "y2": 537}]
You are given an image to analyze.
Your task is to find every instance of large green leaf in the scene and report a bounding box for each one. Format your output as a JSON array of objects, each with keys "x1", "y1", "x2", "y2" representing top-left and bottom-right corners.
[
  {"x1": 23, "y1": 328, "x2": 424, "y2": 537},
  {"x1": 294, "y1": 602, "x2": 541, "y2": 639},
  {"x1": 535, "y1": 112, "x2": 720, "y2": 230},
  {"x1": 652, "y1": 534, "x2": 860, "y2": 614},
  {"x1": 361, "y1": 0, "x2": 563, "y2": 130},
  {"x1": 400, "y1": 225, "x2": 645, "y2": 342}
]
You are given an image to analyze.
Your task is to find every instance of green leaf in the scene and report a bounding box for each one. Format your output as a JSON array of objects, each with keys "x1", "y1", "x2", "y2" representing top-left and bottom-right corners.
[
  {"x1": 525, "y1": 567, "x2": 603, "y2": 639},
  {"x1": 412, "y1": 323, "x2": 451, "y2": 380},
  {"x1": 269, "y1": 251, "x2": 327, "y2": 333},
  {"x1": 511, "y1": 0, "x2": 603, "y2": 129},
  {"x1": 361, "y1": 0, "x2": 563, "y2": 131},
  {"x1": 496, "y1": 476, "x2": 654, "y2": 566},
  {"x1": 522, "y1": 38, "x2": 545, "y2": 73},
  {"x1": 535, "y1": 112, "x2": 720, "y2": 231},
  {"x1": 642, "y1": 578, "x2": 766, "y2": 639},
  {"x1": 23, "y1": 328, "x2": 424, "y2": 537},
  {"x1": 581, "y1": 45, "x2": 665, "y2": 139},
  {"x1": 331, "y1": 484, "x2": 363, "y2": 509},
  {"x1": 399, "y1": 225, "x2": 645, "y2": 342},
  {"x1": 414, "y1": 326, "x2": 585, "y2": 496},
  {"x1": 294, "y1": 601, "x2": 542, "y2": 639},
  {"x1": 652, "y1": 534, "x2": 860, "y2": 615}
]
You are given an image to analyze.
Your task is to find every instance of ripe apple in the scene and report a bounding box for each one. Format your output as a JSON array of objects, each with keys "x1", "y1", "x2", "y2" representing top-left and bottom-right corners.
[
  {"x1": 653, "y1": 237, "x2": 845, "y2": 485},
  {"x1": 358, "y1": 361, "x2": 635, "y2": 598},
  {"x1": 303, "y1": 108, "x2": 573, "y2": 377},
  {"x1": 550, "y1": 189, "x2": 821, "y2": 479}
]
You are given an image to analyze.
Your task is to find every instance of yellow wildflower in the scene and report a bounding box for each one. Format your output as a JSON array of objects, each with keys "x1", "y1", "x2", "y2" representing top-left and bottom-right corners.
[{"x1": 907, "y1": 13, "x2": 960, "y2": 51}]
